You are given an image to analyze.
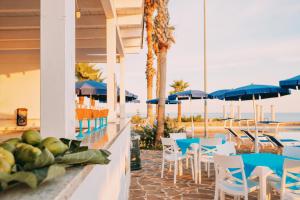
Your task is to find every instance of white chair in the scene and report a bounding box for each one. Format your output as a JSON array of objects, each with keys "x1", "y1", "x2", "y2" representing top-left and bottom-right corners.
[
  {"x1": 161, "y1": 137, "x2": 192, "y2": 184},
  {"x1": 169, "y1": 132, "x2": 190, "y2": 169},
  {"x1": 214, "y1": 155, "x2": 259, "y2": 200},
  {"x1": 270, "y1": 159, "x2": 300, "y2": 199},
  {"x1": 199, "y1": 138, "x2": 222, "y2": 180},
  {"x1": 283, "y1": 147, "x2": 300, "y2": 159},
  {"x1": 169, "y1": 132, "x2": 187, "y2": 140},
  {"x1": 215, "y1": 142, "x2": 236, "y2": 156}
]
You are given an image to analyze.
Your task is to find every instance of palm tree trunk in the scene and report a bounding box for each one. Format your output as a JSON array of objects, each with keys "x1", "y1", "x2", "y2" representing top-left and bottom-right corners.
[
  {"x1": 155, "y1": 53, "x2": 161, "y2": 119},
  {"x1": 177, "y1": 103, "x2": 182, "y2": 124},
  {"x1": 147, "y1": 76, "x2": 154, "y2": 122},
  {"x1": 156, "y1": 47, "x2": 167, "y2": 145},
  {"x1": 145, "y1": 1, "x2": 155, "y2": 123}
]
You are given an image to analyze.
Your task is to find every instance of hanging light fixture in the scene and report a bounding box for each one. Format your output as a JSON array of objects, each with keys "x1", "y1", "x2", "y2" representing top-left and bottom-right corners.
[{"x1": 76, "y1": 0, "x2": 81, "y2": 19}]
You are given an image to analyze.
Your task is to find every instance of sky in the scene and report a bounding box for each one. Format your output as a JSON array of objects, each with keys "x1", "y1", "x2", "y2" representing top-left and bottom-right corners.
[{"x1": 102, "y1": 0, "x2": 300, "y2": 115}]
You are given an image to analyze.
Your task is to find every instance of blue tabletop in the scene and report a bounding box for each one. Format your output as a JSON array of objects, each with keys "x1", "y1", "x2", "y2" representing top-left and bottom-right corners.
[
  {"x1": 176, "y1": 138, "x2": 225, "y2": 155},
  {"x1": 176, "y1": 138, "x2": 200, "y2": 155},
  {"x1": 241, "y1": 153, "x2": 300, "y2": 178}
]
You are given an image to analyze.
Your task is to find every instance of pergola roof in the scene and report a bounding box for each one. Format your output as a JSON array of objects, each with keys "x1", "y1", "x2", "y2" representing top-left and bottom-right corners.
[{"x1": 0, "y1": 0, "x2": 144, "y2": 74}]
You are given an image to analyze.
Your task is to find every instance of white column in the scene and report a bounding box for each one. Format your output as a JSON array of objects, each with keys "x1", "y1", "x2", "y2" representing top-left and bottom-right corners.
[
  {"x1": 40, "y1": 0, "x2": 75, "y2": 138},
  {"x1": 107, "y1": 17, "x2": 117, "y2": 122},
  {"x1": 120, "y1": 57, "x2": 126, "y2": 118}
]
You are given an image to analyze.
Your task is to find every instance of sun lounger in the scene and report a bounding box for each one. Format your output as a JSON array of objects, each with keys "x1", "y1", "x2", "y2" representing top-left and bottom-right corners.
[
  {"x1": 263, "y1": 134, "x2": 300, "y2": 148},
  {"x1": 241, "y1": 130, "x2": 273, "y2": 150},
  {"x1": 225, "y1": 128, "x2": 250, "y2": 149},
  {"x1": 225, "y1": 128, "x2": 249, "y2": 140}
]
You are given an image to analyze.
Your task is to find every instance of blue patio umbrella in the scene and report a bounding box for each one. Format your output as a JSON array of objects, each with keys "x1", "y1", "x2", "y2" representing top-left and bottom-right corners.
[
  {"x1": 168, "y1": 90, "x2": 208, "y2": 137},
  {"x1": 279, "y1": 75, "x2": 300, "y2": 90},
  {"x1": 223, "y1": 84, "x2": 291, "y2": 152},
  {"x1": 209, "y1": 89, "x2": 231, "y2": 100},
  {"x1": 209, "y1": 89, "x2": 232, "y2": 119},
  {"x1": 146, "y1": 98, "x2": 180, "y2": 105},
  {"x1": 76, "y1": 80, "x2": 106, "y2": 96},
  {"x1": 224, "y1": 84, "x2": 290, "y2": 101},
  {"x1": 76, "y1": 80, "x2": 138, "y2": 103},
  {"x1": 168, "y1": 90, "x2": 208, "y2": 100}
]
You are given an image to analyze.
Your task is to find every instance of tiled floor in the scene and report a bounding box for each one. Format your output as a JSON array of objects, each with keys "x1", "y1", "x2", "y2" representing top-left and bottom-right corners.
[{"x1": 130, "y1": 150, "x2": 280, "y2": 200}]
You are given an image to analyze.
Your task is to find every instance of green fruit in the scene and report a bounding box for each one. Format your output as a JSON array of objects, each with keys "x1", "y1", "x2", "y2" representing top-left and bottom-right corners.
[
  {"x1": 41, "y1": 137, "x2": 59, "y2": 146},
  {"x1": 22, "y1": 130, "x2": 41, "y2": 145},
  {"x1": 3, "y1": 138, "x2": 21, "y2": 146},
  {"x1": 43, "y1": 140, "x2": 68, "y2": 156},
  {"x1": 0, "y1": 143, "x2": 15, "y2": 153},
  {"x1": 39, "y1": 137, "x2": 69, "y2": 156},
  {"x1": 0, "y1": 158, "x2": 11, "y2": 174},
  {"x1": 15, "y1": 143, "x2": 42, "y2": 163},
  {"x1": 0, "y1": 147, "x2": 15, "y2": 166}
]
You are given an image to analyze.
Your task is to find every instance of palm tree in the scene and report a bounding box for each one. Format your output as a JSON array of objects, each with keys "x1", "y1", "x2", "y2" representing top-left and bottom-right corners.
[
  {"x1": 144, "y1": 0, "x2": 157, "y2": 123},
  {"x1": 75, "y1": 63, "x2": 104, "y2": 82},
  {"x1": 153, "y1": 24, "x2": 160, "y2": 119},
  {"x1": 153, "y1": 0, "x2": 175, "y2": 145},
  {"x1": 170, "y1": 80, "x2": 189, "y2": 124}
]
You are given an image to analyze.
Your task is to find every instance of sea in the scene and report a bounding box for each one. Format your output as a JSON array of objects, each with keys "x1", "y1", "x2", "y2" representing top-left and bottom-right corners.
[{"x1": 128, "y1": 112, "x2": 300, "y2": 123}]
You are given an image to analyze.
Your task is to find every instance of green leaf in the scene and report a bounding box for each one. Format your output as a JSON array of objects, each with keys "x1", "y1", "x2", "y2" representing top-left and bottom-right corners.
[
  {"x1": 24, "y1": 148, "x2": 55, "y2": 170},
  {"x1": 59, "y1": 138, "x2": 82, "y2": 153},
  {"x1": 55, "y1": 149, "x2": 110, "y2": 165},
  {"x1": 42, "y1": 165, "x2": 66, "y2": 183},
  {"x1": 31, "y1": 164, "x2": 66, "y2": 184},
  {"x1": 0, "y1": 171, "x2": 38, "y2": 189}
]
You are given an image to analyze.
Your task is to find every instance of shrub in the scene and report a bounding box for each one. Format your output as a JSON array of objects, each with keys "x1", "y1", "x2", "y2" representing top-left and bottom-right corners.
[
  {"x1": 131, "y1": 115, "x2": 143, "y2": 124},
  {"x1": 134, "y1": 119, "x2": 185, "y2": 150},
  {"x1": 181, "y1": 115, "x2": 202, "y2": 122}
]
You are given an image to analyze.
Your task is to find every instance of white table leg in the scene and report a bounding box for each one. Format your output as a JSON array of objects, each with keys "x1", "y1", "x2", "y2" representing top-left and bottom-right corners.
[
  {"x1": 251, "y1": 166, "x2": 273, "y2": 200},
  {"x1": 190, "y1": 144, "x2": 199, "y2": 184},
  {"x1": 194, "y1": 152, "x2": 198, "y2": 184}
]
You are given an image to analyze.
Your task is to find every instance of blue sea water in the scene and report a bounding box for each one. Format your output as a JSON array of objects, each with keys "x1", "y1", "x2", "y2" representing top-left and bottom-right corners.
[{"x1": 128, "y1": 112, "x2": 300, "y2": 122}]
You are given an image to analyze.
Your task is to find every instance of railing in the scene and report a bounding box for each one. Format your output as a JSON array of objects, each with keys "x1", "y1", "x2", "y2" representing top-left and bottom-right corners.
[{"x1": 75, "y1": 108, "x2": 109, "y2": 140}]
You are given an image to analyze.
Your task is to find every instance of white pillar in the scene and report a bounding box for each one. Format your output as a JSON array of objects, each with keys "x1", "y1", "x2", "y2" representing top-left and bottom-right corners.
[
  {"x1": 107, "y1": 17, "x2": 117, "y2": 122},
  {"x1": 40, "y1": 0, "x2": 75, "y2": 138},
  {"x1": 120, "y1": 57, "x2": 126, "y2": 118}
]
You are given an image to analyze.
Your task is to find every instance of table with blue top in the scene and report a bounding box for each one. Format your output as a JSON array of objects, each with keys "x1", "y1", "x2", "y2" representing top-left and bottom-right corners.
[
  {"x1": 241, "y1": 153, "x2": 300, "y2": 200},
  {"x1": 176, "y1": 138, "x2": 226, "y2": 155},
  {"x1": 175, "y1": 137, "x2": 225, "y2": 184}
]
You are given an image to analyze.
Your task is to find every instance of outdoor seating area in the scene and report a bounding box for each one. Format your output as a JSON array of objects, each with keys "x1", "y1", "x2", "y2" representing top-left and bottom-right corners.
[{"x1": 131, "y1": 131, "x2": 300, "y2": 199}]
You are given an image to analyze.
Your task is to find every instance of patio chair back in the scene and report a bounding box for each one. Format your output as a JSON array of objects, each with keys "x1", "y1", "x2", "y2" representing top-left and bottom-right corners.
[
  {"x1": 161, "y1": 137, "x2": 178, "y2": 155},
  {"x1": 216, "y1": 142, "x2": 236, "y2": 156},
  {"x1": 214, "y1": 155, "x2": 248, "y2": 195},
  {"x1": 283, "y1": 147, "x2": 300, "y2": 159},
  {"x1": 281, "y1": 159, "x2": 300, "y2": 198},
  {"x1": 200, "y1": 138, "x2": 222, "y2": 146},
  {"x1": 169, "y1": 133, "x2": 187, "y2": 140},
  {"x1": 200, "y1": 138, "x2": 222, "y2": 156}
]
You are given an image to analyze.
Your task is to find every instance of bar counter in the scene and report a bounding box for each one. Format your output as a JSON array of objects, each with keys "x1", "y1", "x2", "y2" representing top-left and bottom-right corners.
[{"x1": 0, "y1": 119, "x2": 131, "y2": 200}]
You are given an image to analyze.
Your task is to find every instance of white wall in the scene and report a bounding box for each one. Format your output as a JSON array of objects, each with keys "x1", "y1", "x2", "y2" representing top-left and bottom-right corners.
[
  {"x1": 70, "y1": 123, "x2": 131, "y2": 200},
  {"x1": 0, "y1": 70, "x2": 40, "y2": 120}
]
